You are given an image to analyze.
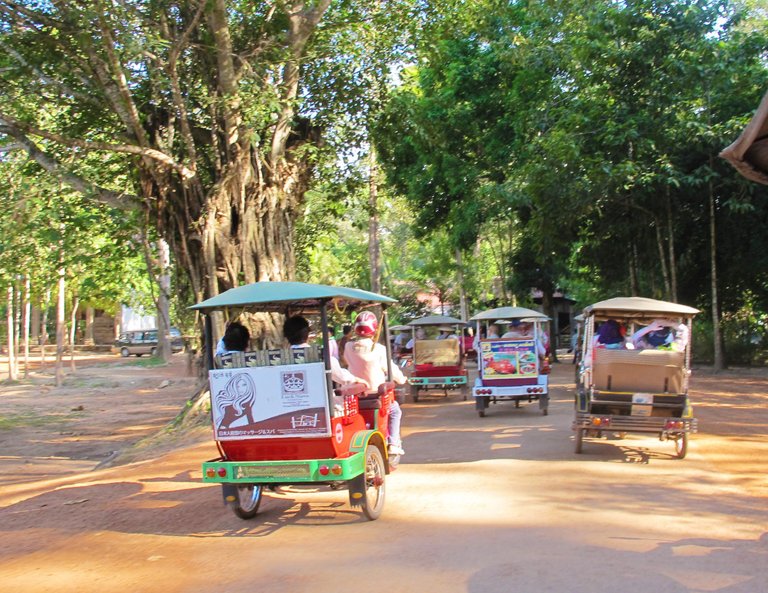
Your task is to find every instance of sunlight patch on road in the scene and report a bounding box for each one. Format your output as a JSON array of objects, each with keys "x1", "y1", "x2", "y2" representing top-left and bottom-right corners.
[{"x1": 662, "y1": 568, "x2": 753, "y2": 591}]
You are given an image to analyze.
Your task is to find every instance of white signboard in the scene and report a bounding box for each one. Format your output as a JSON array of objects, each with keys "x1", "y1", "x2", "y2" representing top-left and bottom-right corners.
[{"x1": 209, "y1": 362, "x2": 330, "y2": 440}]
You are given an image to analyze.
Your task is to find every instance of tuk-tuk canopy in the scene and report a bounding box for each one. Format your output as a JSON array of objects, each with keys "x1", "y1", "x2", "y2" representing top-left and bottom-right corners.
[
  {"x1": 470, "y1": 306, "x2": 548, "y2": 322},
  {"x1": 408, "y1": 315, "x2": 466, "y2": 326},
  {"x1": 720, "y1": 89, "x2": 768, "y2": 185},
  {"x1": 583, "y1": 297, "x2": 699, "y2": 319},
  {"x1": 389, "y1": 324, "x2": 412, "y2": 332},
  {"x1": 190, "y1": 281, "x2": 397, "y2": 313}
]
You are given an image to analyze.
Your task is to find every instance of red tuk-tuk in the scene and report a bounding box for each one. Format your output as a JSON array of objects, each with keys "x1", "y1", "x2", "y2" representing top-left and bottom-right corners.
[
  {"x1": 406, "y1": 315, "x2": 469, "y2": 402},
  {"x1": 193, "y1": 282, "x2": 402, "y2": 520}
]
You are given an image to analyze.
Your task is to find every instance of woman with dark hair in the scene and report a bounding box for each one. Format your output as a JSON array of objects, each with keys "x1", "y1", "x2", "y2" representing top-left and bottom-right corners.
[{"x1": 216, "y1": 321, "x2": 250, "y2": 355}]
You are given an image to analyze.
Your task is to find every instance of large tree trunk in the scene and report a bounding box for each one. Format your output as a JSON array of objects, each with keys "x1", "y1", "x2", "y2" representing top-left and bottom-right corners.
[
  {"x1": 2, "y1": 1, "x2": 332, "y2": 349},
  {"x1": 6, "y1": 285, "x2": 17, "y2": 381},
  {"x1": 456, "y1": 248, "x2": 468, "y2": 322},
  {"x1": 709, "y1": 159, "x2": 725, "y2": 370},
  {"x1": 541, "y1": 287, "x2": 558, "y2": 363},
  {"x1": 22, "y1": 276, "x2": 30, "y2": 379},
  {"x1": 55, "y1": 266, "x2": 66, "y2": 387},
  {"x1": 368, "y1": 147, "x2": 382, "y2": 293},
  {"x1": 69, "y1": 294, "x2": 79, "y2": 372},
  {"x1": 654, "y1": 214, "x2": 672, "y2": 300},
  {"x1": 665, "y1": 187, "x2": 679, "y2": 301}
]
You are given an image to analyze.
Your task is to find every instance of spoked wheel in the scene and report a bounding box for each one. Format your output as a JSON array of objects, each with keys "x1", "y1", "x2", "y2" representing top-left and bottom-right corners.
[
  {"x1": 574, "y1": 428, "x2": 584, "y2": 454},
  {"x1": 674, "y1": 433, "x2": 688, "y2": 459},
  {"x1": 361, "y1": 445, "x2": 386, "y2": 521},
  {"x1": 229, "y1": 484, "x2": 263, "y2": 519}
]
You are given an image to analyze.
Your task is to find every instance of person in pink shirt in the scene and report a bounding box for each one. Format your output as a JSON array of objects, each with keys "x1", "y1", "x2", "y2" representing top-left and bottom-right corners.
[{"x1": 344, "y1": 311, "x2": 407, "y2": 456}]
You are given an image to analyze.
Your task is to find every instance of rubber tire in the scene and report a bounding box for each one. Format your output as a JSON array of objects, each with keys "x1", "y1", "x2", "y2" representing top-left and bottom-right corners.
[
  {"x1": 574, "y1": 428, "x2": 584, "y2": 454},
  {"x1": 674, "y1": 433, "x2": 688, "y2": 459},
  {"x1": 150, "y1": 347, "x2": 157, "y2": 356},
  {"x1": 230, "y1": 484, "x2": 262, "y2": 519},
  {"x1": 120, "y1": 347, "x2": 130, "y2": 357},
  {"x1": 478, "y1": 409, "x2": 485, "y2": 418},
  {"x1": 361, "y1": 445, "x2": 386, "y2": 521}
]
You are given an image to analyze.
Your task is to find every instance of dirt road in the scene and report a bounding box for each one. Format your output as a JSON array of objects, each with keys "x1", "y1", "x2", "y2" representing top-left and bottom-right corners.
[{"x1": 0, "y1": 355, "x2": 766, "y2": 593}]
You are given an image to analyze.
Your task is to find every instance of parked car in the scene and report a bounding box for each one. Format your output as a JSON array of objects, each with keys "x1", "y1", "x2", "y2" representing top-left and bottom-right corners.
[{"x1": 114, "y1": 328, "x2": 184, "y2": 357}]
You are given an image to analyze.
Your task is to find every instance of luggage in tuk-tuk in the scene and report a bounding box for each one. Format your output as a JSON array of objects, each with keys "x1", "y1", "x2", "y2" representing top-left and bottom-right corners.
[
  {"x1": 574, "y1": 296, "x2": 699, "y2": 458},
  {"x1": 192, "y1": 282, "x2": 402, "y2": 521}
]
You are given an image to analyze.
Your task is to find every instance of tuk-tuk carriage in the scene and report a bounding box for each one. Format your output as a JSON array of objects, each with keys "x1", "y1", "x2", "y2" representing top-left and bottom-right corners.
[
  {"x1": 574, "y1": 296, "x2": 699, "y2": 458},
  {"x1": 406, "y1": 315, "x2": 468, "y2": 402},
  {"x1": 192, "y1": 281, "x2": 401, "y2": 520},
  {"x1": 471, "y1": 306, "x2": 550, "y2": 417}
]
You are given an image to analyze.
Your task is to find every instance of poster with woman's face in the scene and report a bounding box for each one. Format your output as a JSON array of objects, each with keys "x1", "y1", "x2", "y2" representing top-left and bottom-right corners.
[{"x1": 209, "y1": 362, "x2": 329, "y2": 440}]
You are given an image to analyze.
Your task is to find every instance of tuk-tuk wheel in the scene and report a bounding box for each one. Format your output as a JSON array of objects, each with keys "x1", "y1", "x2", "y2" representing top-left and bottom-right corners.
[
  {"x1": 120, "y1": 347, "x2": 130, "y2": 357},
  {"x1": 674, "y1": 433, "x2": 688, "y2": 459},
  {"x1": 230, "y1": 484, "x2": 263, "y2": 519},
  {"x1": 574, "y1": 428, "x2": 584, "y2": 454},
  {"x1": 478, "y1": 409, "x2": 485, "y2": 418},
  {"x1": 362, "y1": 445, "x2": 386, "y2": 521}
]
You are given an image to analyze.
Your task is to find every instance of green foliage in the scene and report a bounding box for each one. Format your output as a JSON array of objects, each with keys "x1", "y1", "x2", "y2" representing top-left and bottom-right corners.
[{"x1": 0, "y1": 151, "x2": 154, "y2": 317}]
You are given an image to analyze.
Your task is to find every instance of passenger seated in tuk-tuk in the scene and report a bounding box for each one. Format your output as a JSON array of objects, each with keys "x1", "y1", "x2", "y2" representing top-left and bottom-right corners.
[
  {"x1": 472, "y1": 324, "x2": 499, "y2": 353},
  {"x1": 338, "y1": 324, "x2": 354, "y2": 367},
  {"x1": 393, "y1": 329, "x2": 409, "y2": 354},
  {"x1": 216, "y1": 321, "x2": 250, "y2": 355},
  {"x1": 437, "y1": 326, "x2": 458, "y2": 340},
  {"x1": 502, "y1": 320, "x2": 530, "y2": 339},
  {"x1": 283, "y1": 316, "x2": 366, "y2": 387},
  {"x1": 593, "y1": 319, "x2": 627, "y2": 349},
  {"x1": 502, "y1": 320, "x2": 548, "y2": 363},
  {"x1": 631, "y1": 318, "x2": 689, "y2": 352},
  {"x1": 405, "y1": 327, "x2": 426, "y2": 350},
  {"x1": 345, "y1": 311, "x2": 407, "y2": 456}
]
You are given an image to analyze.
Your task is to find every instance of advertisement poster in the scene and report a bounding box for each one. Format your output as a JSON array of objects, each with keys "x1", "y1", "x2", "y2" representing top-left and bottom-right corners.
[
  {"x1": 480, "y1": 339, "x2": 539, "y2": 380},
  {"x1": 209, "y1": 362, "x2": 329, "y2": 440}
]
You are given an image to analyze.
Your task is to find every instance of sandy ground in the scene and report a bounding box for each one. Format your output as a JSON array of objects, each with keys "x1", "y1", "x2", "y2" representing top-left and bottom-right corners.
[{"x1": 0, "y1": 353, "x2": 766, "y2": 593}]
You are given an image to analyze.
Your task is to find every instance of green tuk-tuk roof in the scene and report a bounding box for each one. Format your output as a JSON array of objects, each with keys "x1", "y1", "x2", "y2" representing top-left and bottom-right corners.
[
  {"x1": 190, "y1": 281, "x2": 397, "y2": 313},
  {"x1": 408, "y1": 315, "x2": 466, "y2": 326},
  {"x1": 470, "y1": 306, "x2": 548, "y2": 322}
]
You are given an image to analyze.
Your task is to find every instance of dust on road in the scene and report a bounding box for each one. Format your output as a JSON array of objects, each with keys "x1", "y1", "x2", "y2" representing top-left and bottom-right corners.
[{"x1": 0, "y1": 355, "x2": 766, "y2": 593}]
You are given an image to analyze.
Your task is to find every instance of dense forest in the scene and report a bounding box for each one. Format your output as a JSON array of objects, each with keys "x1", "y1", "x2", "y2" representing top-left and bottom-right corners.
[{"x1": 1, "y1": 0, "x2": 767, "y2": 371}]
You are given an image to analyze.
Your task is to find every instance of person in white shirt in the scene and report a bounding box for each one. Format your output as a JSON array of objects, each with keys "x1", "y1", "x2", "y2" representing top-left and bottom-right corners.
[
  {"x1": 436, "y1": 325, "x2": 458, "y2": 340},
  {"x1": 405, "y1": 327, "x2": 425, "y2": 350},
  {"x1": 344, "y1": 311, "x2": 407, "y2": 456}
]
